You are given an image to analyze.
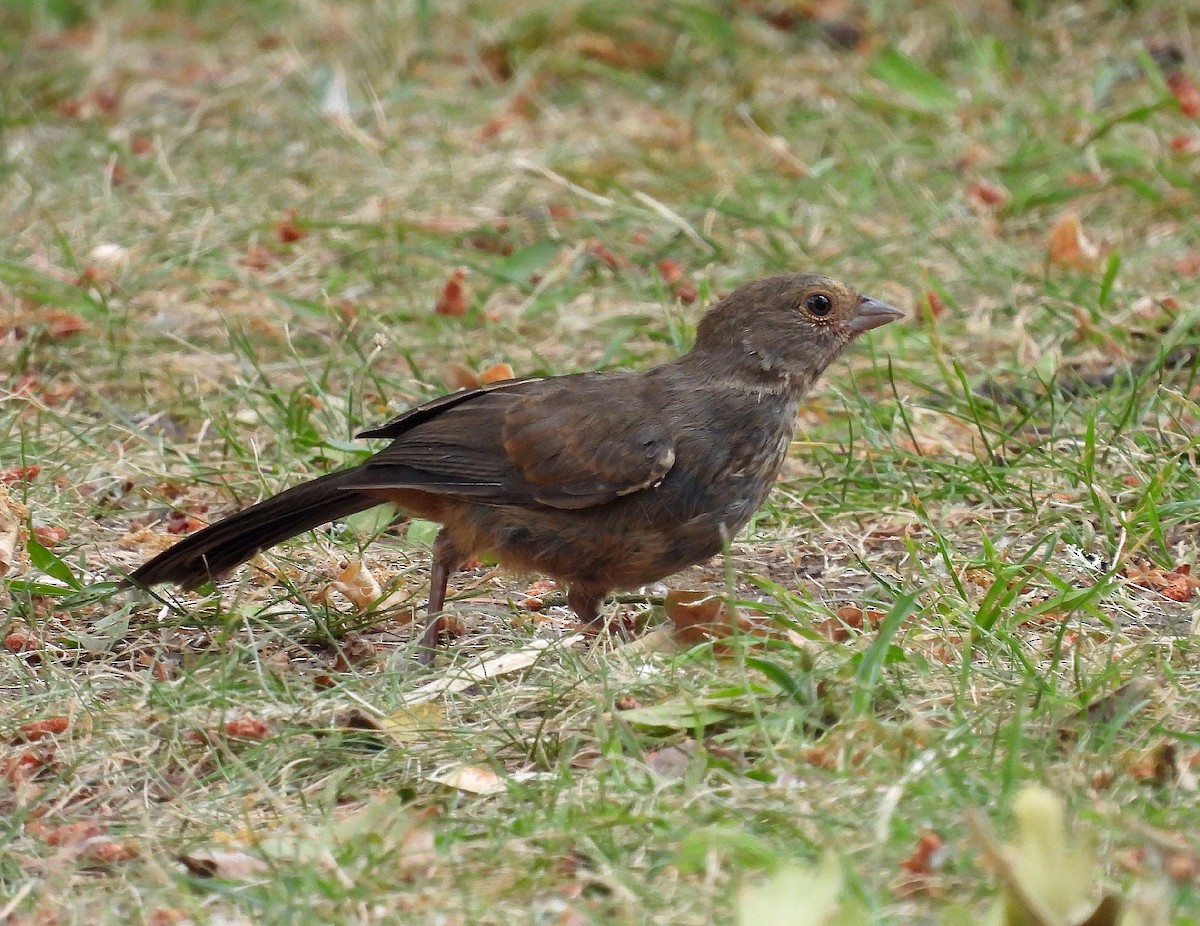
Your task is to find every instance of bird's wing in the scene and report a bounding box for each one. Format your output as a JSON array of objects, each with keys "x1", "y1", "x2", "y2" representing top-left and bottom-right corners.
[
  {"x1": 356, "y1": 376, "x2": 546, "y2": 440},
  {"x1": 346, "y1": 373, "x2": 676, "y2": 510}
]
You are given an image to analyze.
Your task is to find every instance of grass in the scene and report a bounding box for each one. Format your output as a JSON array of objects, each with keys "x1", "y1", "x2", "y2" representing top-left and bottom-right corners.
[{"x1": 2, "y1": 0, "x2": 1200, "y2": 922}]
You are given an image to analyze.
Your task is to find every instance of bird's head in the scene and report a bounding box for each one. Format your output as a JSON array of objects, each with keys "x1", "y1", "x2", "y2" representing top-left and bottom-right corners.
[{"x1": 691, "y1": 273, "x2": 903, "y2": 385}]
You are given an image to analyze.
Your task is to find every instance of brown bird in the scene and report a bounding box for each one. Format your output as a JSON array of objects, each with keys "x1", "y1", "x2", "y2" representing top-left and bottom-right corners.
[{"x1": 128, "y1": 273, "x2": 902, "y2": 653}]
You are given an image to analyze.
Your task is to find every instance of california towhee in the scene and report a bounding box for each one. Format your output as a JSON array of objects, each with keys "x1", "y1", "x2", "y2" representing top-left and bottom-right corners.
[{"x1": 129, "y1": 273, "x2": 902, "y2": 652}]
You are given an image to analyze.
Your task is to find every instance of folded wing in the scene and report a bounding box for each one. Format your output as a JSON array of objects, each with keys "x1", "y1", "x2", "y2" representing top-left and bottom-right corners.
[{"x1": 346, "y1": 373, "x2": 676, "y2": 510}]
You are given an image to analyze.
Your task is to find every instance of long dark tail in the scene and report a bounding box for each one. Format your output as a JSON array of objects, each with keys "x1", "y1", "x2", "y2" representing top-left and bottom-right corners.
[{"x1": 128, "y1": 469, "x2": 381, "y2": 591}]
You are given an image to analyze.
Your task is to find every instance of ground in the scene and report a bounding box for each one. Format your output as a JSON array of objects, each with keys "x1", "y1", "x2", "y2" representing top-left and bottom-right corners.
[{"x1": 2, "y1": 1, "x2": 1200, "y2": 923}]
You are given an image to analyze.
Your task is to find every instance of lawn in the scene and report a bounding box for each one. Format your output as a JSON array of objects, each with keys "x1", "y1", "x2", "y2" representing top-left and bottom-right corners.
[{"x1": 2, "y1": 1, "x2": 1200, "y2": 923}]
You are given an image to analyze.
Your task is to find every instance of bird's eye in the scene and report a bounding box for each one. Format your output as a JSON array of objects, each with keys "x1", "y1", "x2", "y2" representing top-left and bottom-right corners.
[{"x1": 804, "y1": 293, "x2": 833, "y2": 317}]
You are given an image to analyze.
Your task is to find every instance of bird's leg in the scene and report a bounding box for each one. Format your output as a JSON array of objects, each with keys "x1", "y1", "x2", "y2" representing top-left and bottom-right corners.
[
  {"x1": 568, "y1": 586, "x2": 632, "y2": 638},
  {"x1": 566, "y1": 585, "x2": 603, "y2": 626},
  {"x1": 416, "y1": 529, "x2": 464, "y2": 661}
]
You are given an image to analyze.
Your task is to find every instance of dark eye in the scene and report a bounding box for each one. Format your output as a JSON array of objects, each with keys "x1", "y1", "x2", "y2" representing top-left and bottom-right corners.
[{"x1": 804, "y1": 293, "x2": 832, "y2": 317}]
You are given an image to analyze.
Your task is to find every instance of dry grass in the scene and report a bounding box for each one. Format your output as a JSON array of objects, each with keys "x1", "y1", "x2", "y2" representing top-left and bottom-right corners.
[{"x1": 3, "y1": 1, "x2": 1200, "y2": 923}]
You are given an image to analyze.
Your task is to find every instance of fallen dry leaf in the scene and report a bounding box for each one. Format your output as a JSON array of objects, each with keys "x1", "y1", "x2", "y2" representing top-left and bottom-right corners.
[
  {"x1": 900, "y1": 831, "x2": 944, "y2": 875},
  {"x1": 28, "y1": 821, "x2": 137, "y2": 865},
  {"x1": 478, "y1": 362, "x2": 515, "y2": 384},
  {"x1": 524, "y1": 579, "x2": 557, "y2": 597},
  {"x1": 166, "y1": 511, "x2": 206, "y2": 534},
  {"x1": 445, "y1": 361, "x2": 516, "y2": 390},
  {"x1": 223, "y1": 716, "x2": 271, "y2": 740},
  {"x1": 1124, "y1": 560, "x2": 1200, "y2": 601},
  {"x1": 813, "y1": 604, "x2": 887, "y2": 642},
  {"x1": 329, "y1": 560, "x2": 383, "y2": 611},
  {"x1": 657, "y1": 258, "x2": 684, "y2": 284},
  {"x1": 4, "y1": 632, "x2": 40, "y2": 654},
  {"x1": 328, "y1": 632, "x2": 379, "y2": 672},
  {"x1": 664, "y1": 589, "x2": 741, "y2": 643},
  {"x1": 88, "y1": 242, "x2": 130, "y2": 266},
  {"x1": 956, "y1": 142, "x2": 993, "y2": 171},
  {"x1": 16, "y1": 308, "x2": 88, "y2": 341},
  {"x1": 657, "y1": 258, "x2": 698, "y2": 303},
  {"x1": 569, "y1": 31, "x2": 668, "y2": 72},
  {"x1": 1161, "y1": 574, "x2": 1196, "y2": 602},
  {"x1": 31, "y1": 821, "x2": 102, "y2": 845},
  {"x1": 80, "y1": 837, "x2": 138, "y2": 865},
  {"x1": 1, "y1": 750, "x2": 47, "y2": 784},
  {"x1": 1165, "y1": 852, "x2": 1199, "y2": 884},
  {"x1": 584, "y1": 239, "x2": 630, "y2": 272},
  {"x1": 336, "y1": 702, "x2": 446, "y2": 747},
  {"x1": 276, "y1": 209, "x2": 305, "y2": 243},
  {"x1": 966, "y1": 179, "x2": 1008, "y2": 208},
  {"x1": 1168, "y1": 72, "x2": 1200, "y2": 118},
  {"x1": 16, "y1": 717, "x2": 69, "y2": 742},
  {"x1": 1048, "y1": 212, "x2": 1101, "y2": 270},
  {"x1": 800, "y1": 744, "x2": 842, "y2": 770},
  {"x1": 1064, "y1": 170, "x2": 1103, "y2": 188},
  {"x1": 1, "y1": 465, "x2": 40, "y2": 484},
  {"x1": 32, "y1": 525, "x2": 69, "y2": 546},
  {"x1": 466, "y1": 233, "x2": 515, "y2": 255},
  {"x1": 1173, "y1": 253, "x2": 1200, "y2": 276},
  {"x1": 179, "y1": 848, "x2": 270, "y2": 880},
  {"x1": 434, "y1": 268, "x2": 470, "y2": 316},
  {"x1": 475, "y1": 91, "x2": 535, "y2": 143},
  {"x1": 393, "y1": 816, "x2": 437, "y2": 876},
  {"x1": 427, "y1": 765, "x2": 505, "y2": 794},
  {"x1": 672, "y1": 282, "x2": 698, "y2": 304},
  {"x1": 0, "y1": 484, "x2": 20, "y2": 576},
  {"x1": 57, "y1": 87, "x2": 120, "y2": 119},
  {"x1": 521, "y1": 576, "x2": 557, "y2": 610},
  {"x1": 895, "y1": 831, "x2": 946, "y2": 897},
  {"x1": 239, "y1": 244, "x2": 276, "y2": 270},
  {"x1": 1170, "y1": 134, "x2": 1200, "y2": 154},
  {"x1": 445, "y1": 362, "x2": 483, "y2": 390},
  {"x1": 663, "y1": 589, "x2": 775, "y2": 648},
  {"x1": 11, "y1": 370, "x2": 38, "y2": 394}
]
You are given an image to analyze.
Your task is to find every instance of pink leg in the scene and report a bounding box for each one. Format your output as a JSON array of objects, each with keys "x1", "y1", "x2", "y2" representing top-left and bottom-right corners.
[{"x1": 416, "y1": 529, "x2": 463, "y2": 660}]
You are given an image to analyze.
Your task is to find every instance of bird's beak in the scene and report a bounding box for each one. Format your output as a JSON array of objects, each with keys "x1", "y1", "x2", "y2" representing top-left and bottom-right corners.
[{"x1": 847, "y1": 295, "x2": 904, "y2": 334}]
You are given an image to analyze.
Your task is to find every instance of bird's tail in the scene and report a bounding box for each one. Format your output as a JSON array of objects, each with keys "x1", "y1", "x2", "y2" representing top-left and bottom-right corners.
[{"x1": 127, "y1": 469, "x2": 381, "y2": 591}]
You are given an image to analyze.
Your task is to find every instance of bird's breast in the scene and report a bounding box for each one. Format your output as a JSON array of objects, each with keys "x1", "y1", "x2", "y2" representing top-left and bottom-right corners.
[{"x1": 663, "y1": 394, "x2": 799, "y2": 528}]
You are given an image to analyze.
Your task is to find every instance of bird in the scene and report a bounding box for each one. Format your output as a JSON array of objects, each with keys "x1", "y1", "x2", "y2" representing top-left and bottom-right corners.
[{"x1": 128, "y1": 273, "x2": 902, "y2": 655}]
